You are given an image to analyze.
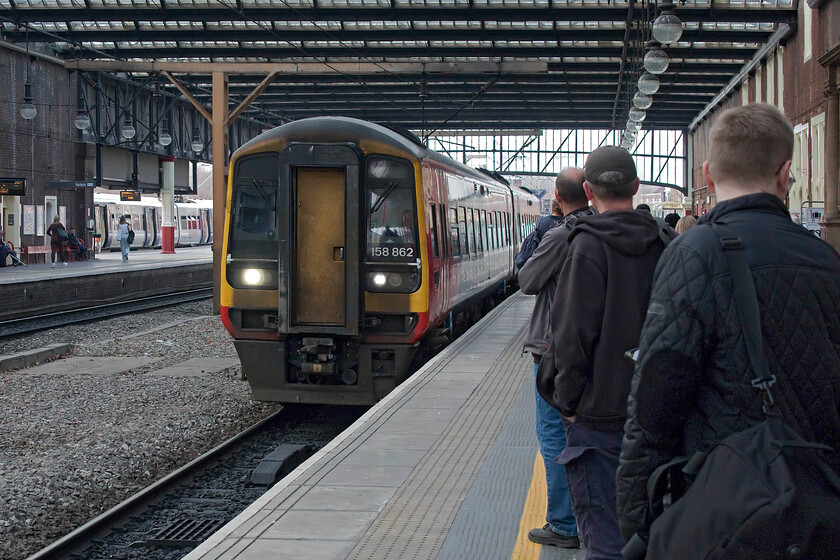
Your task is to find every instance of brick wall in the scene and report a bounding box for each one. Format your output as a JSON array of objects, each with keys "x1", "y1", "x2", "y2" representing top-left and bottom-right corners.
[{"x1": 0, "y1": 46, "x2": 87, "y2": 247}]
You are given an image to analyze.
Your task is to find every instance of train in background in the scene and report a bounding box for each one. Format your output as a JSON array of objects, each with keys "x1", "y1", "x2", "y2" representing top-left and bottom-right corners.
[
  {"x1": 94, "y1": 193, "x2": 213, "y2": 250},
  {"x1": 220, "y1": 116, "x2": 540, "y2": 406}
]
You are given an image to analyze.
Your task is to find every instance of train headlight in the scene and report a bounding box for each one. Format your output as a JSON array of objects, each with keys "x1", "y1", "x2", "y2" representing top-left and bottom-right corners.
[
  {"x1": 366, "y1": 270, "x2": 420, "y2": 293},
  {"x1": 243, "y1": 268, "x2": 265, "y2": 286}
]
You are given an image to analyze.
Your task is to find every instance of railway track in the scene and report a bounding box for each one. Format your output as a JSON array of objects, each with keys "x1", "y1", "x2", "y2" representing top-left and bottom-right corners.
[
  {"x1": 0, "y1": 287, "x2": 213, "y2": 338},
  {"x1": 24, "y1": 404, "x2": 364, "y2": 560}
]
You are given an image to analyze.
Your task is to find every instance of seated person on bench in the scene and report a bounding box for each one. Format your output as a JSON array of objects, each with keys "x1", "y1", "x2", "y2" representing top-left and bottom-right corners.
[
  {"x1": 0, "y1": 241, "x2": 22, "y2": 267},
  {"x1": 68, "y1": 228, "x2": 89, "y2": 260}
]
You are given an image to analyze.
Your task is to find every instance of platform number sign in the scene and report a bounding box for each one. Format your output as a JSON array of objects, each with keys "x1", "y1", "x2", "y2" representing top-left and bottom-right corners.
[
  {"x1": 120, "y1": 190, "x2": 141, "y2": 202},
  {"x1": 0, "y1": 178, "x2": 26, "y2": 196}
]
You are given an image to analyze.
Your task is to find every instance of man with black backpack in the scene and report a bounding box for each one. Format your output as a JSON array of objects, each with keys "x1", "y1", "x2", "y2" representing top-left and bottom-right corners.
[
  {"x1": 617, "y1": 103, "x2": 840, "y2": 558},
  {"x1": 515, "y1": 199, "x2": 565, "y2": 271}
]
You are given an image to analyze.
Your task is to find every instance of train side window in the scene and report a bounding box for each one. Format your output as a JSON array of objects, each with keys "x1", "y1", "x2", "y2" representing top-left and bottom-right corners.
[
  {"x1": 430, "y1": 204, "x2": 440, "y2": 259},
  {"x1": 440, "y1": 205, "x2": 448, "y2": 258},
  {"x1": 459, "y1": 207, "x2": 470, "y2": 256},
  {"x1": 506, "y1": 213, "x2": 512, "y2": 246},
  {"x1": 449, "y1": 207, "x2": 461, "y2": 258},
  {"x1": 481, "y1": 209, "x2": 489, "y2": 251},
  {"x1": 471, "y1": 209, "x2": 482, "y2": 253},
  {"x1": 464, "y1": 207, "x2": 474, "y2": 256}
]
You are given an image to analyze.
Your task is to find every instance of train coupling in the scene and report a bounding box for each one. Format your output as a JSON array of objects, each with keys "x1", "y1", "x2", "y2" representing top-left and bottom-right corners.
[{"x1": 298, "y1": 337, "x2": 336, "y2": 375}]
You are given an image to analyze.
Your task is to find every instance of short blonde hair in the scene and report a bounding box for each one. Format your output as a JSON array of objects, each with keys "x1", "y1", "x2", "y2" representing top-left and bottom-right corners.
[
  {"x1": 53, "y1": 215, "x2": 61, "y2": 224},
  {"x1": 707, "y1": 103, "x2": 793, "y2": 184},
  {"x1": 675, "y1": 215, "x2": 697, "y2": 234}
]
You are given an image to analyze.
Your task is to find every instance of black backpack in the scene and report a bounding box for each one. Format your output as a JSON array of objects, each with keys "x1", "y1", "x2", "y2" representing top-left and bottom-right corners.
[
  {"x1": 126, "y1": 229, "x2": 135, "y2": 244},
  {"x1": 625, "y1": 223, "x2": 840, "y2": 560},
  {"x1": 56, "y1": 226, "x2": 69, "y2": 241},
  {"x1": 514, "y1": 228, "x2": 540, "y2": 270}
]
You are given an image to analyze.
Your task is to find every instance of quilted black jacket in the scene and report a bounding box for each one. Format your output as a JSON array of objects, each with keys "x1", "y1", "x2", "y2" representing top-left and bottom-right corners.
[{"x1": 616, "y1": 193, "x2": 840, "y2": 542}]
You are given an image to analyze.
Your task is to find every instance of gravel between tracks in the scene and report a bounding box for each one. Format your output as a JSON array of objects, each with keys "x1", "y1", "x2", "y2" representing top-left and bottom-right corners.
[{"x1": 0, "y1": 301, "x2": 281, "y2": 560}]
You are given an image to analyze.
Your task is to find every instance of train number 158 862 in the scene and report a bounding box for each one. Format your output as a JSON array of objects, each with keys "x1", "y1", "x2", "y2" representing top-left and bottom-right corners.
[{"x1": 370, "y1": 244, "x2": 414, "y2": 259}]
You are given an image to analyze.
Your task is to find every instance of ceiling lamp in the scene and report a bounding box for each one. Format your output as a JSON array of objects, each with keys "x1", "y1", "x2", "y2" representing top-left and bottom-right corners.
[
  {"x1": 629, "y1": 107, "x2": 647, "y2": 122},
  {"x1": 74, "y1": 111, "x2": 91, "y2": 130},
  {"x1": 158, "y1": 131, "x2": 172, "y2": 147},
  {"x1": 644, "y1": 42, "x2": 670, "y2": 75},
  {"x1": 620, "y1": 140, "x2": 633, "y2": 151},
  {"x1": 121, "y1": 119, "x2": 136, "y2": 140},
  {"x1": 20, "y1": 82, "x2": 36, "y2": 120},
  {"x1": 652, "y1": 3, "x2": 683, "y2": 46},
  {"x1": 638, "y1": 73, "x2": 661, "y2": 95},
  {"x1": 633, "y1": 92, "x2": 653, "y2": 109},
  {"x1": 191, "y1": 137, "x2": 204, "y2": 153},
  {"x1": 624, "y1": 130, "x2": 637, "y2": 141},
  {"x1": 626, "y1": 121, "x2": 641, "y2": 133}
]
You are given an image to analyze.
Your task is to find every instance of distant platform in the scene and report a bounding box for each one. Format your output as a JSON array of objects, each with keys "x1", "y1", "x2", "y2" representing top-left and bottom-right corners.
[
  {"x1": 0, "y1": 246, "x2": 213, "y2": 321},
  {"x1": 184, "y1": 292, "x2": 582, "y2": 560}
]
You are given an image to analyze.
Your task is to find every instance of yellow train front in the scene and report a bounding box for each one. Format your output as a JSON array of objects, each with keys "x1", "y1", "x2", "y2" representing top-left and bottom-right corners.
[{"x1": 220, "y1": 116, "x2": 538, "y2": 405}]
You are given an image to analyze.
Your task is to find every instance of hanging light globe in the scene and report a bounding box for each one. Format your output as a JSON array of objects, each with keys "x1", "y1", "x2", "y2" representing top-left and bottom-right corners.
[
  {"x1": 638, "y1": 73, "x2": 660, "y2": 95},
  {"x1": 633, "y1": 92, "x2": 653, "y2": 109},
  {"x1": 620, "y1": 140, "x2": 633, "y2": 151},
  {"x1": 191, "y1": 138, "x2": 204, "y2": 153},
  {"x1": 629, "y1": 107, "x2": 647, "y2": 122},
  {"x1": 624, "y1": 130, "x2": 637, "y2": 141},
  {"x1": 20, "y1": 83, "x2": 36, "y2": 120},
  {"x1": 121, "y1": 120, "x2": 136, "y2": 139},
  {"x1": 644, "y1": 43, "x2": 670, "y2": 75},
  {"x1": 652, "y1": 3, "x2": 683, "y2": 46},
  {"x1": 626, "y1": 121, "x2": 641, "y2": 133},
  {"x1": 158, "y1": 130, "x2": 172, "y2": 147},
  {"x1": 74, "y1": 111, "x2": 91, "y2": 130}
]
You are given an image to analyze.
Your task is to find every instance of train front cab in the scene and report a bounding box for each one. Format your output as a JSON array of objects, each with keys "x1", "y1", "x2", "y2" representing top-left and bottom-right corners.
[{"x1": 222, "y1": 140, "x2": 427, "y2": 405}]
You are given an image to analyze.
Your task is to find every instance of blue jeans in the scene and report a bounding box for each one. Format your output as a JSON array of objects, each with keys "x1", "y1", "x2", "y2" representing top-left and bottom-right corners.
[
  {"x1": 120, "y1": 237, "x2": 130, "y2": 260},
  {"x1": 534, "y1": 363, "x2": 578, "y2": 537}
]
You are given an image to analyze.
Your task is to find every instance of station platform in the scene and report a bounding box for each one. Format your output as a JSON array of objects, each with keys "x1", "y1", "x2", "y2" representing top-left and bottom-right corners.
[
  {"x1": 185, "y1": 292, "x2": 582, "y2": 560},
  {"x1": 0, "y1": 245, "x2": 211, "y2": 285},
  {"x1": 0, "y1": 246, "x2": 212, "y2": 321}
]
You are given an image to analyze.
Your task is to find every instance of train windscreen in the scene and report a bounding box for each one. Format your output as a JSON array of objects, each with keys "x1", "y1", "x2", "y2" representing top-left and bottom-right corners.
[
  {"x1": 366, "y1": 157, "x2": 417, "y2": 262},
  {"x1": 228, "y1": 154, "x2": 279, "y2": 259}
]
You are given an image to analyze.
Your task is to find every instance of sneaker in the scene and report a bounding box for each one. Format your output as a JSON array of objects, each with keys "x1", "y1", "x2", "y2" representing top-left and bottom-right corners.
[
  {"x1": 51, "y1": 263, "x2": 56, "y2": 268},
  {"x1": 528, "y1": 524, "x2": 580, "y2": 548},
  {"x1": 62, "y1": 262, "x2": 68, "y2": 267}
]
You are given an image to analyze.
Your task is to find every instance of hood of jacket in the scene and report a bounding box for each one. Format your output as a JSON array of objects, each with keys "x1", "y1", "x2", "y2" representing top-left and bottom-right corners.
[{"x1": 569, "y1": 209, "x2": 664, "y2": 256}]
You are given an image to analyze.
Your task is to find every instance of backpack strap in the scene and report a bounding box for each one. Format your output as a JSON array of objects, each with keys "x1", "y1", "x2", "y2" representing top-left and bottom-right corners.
[
  {"x1": 710, "y1": 222, "x2": 778, "y2": 417},
  {"x1": 653, "y1": 216, "x2": 674, "y2": 248}
]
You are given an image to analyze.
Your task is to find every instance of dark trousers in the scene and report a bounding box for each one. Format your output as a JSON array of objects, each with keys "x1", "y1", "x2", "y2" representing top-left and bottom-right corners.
[{"x1": 557, "y1": 420, "x2": 624, "y2": 560}]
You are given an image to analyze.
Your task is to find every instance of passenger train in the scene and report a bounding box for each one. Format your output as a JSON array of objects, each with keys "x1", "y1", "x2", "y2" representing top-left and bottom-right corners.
[
  {"x1": 220, "y1": 116, "x2": 541, "y2": 405},
  {"x1": 94, "y1": 193, "x2": 214, "y2": 250}
]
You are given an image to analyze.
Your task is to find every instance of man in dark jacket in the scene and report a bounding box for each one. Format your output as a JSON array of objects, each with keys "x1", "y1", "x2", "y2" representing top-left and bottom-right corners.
[
  {"x1": 617, "y1": 103, "x2": 840, "y2": 545},
  {"x1": 540, "y1": 146, "x2": 673, "y2": 559},
  {"x1": 519, "y1": 168, "x2": 596, "y2": 548}
]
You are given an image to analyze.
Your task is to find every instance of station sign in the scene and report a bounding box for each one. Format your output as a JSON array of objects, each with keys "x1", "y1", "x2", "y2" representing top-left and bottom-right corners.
[
  {"x1": 120, "y1": 190, "x2": 142, "y2": 201},
  {"x1": 48, "y1": 180, "x2": 96, "y2": 189},
  {"x1": 0, "y1": 178, "x2": 26, "y2": 196}
]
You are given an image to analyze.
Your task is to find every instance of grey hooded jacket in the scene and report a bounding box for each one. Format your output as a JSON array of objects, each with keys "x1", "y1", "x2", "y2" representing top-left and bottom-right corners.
[{"x1": 519, "y1": 206, "x2": 597, "y2": 357}]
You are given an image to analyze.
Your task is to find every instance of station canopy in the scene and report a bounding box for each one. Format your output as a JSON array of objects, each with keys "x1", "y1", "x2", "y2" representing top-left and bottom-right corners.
[{"x1": 1, "y1": 0, "x2": 797, "y2": 132}]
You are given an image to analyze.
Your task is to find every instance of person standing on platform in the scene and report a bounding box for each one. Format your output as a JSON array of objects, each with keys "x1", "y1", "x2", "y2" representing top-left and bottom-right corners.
[
  {"x1": 519, "y1": 168, "x2": 596, "y2": 549},
  {"x1": 540, "y1": 147, "x2": 673, "y2": 559},
  {"x1": 117, "y1": 216, "x2": 131, "y2": 261},
  {"x1": 46, "y1": 215, "x2": 68, "y2": 268},
  {"x1": 617, "y1": 103, "x2": 840, "y2": 550}
]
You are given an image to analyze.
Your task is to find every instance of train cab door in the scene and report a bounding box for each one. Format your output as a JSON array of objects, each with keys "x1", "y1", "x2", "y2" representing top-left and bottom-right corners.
[
  {"x1": 432, "y1": 168, "x2": 449, "y2": 317},
  {"x1": 278, "y1": 144, "x2": 360, "y2": 336}
]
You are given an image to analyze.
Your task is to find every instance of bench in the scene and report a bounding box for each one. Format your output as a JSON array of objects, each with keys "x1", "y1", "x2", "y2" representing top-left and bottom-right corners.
[
  {"x1": 21, "y1": 245, "x2": 51, "y2": 264},
  {"x1": 22, "y1": 243, "x2": 89, "y2": 264}
]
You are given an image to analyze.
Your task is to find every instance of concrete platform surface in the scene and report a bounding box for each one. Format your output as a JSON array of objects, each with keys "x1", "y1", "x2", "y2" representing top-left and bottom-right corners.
[{"x1": 184, "y1": 292, "x2": 583, "y2": 560}]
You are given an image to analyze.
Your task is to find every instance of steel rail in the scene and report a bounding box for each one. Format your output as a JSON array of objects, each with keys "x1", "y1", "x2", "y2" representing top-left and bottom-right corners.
[
  {"x1": 24, "y1": 408, "x2": 286, "y2": 560},
  {"x1": 0, "y1": 287, "x2": 213, "y2": 337}
]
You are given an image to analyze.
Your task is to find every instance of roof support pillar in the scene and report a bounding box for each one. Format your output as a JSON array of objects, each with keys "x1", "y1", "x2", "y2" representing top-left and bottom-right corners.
[{"x1": 212, "y1": 71, "x2": 229, "y2": 314}]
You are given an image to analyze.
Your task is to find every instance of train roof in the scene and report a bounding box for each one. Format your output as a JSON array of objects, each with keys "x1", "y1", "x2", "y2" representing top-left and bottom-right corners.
[{"x1": 237, "y1": 116, "x2": 527, "y2": 196}]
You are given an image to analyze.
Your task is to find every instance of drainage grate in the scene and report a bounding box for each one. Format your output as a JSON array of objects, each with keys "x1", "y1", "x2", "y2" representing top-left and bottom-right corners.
[{"x1": 135, "y1": 518, "x2": 226, "y2": 548}]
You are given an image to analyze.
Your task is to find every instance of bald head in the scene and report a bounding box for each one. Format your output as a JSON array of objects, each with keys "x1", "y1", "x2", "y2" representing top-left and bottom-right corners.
[{"x1": 555, "y1": 167, "x2": 588, "y2": 207}]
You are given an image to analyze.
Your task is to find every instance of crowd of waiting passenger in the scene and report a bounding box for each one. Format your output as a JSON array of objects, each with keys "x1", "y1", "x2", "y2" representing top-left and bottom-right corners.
[{"x1": 517, "y1": 103, "x2": 840, "y2": 559}]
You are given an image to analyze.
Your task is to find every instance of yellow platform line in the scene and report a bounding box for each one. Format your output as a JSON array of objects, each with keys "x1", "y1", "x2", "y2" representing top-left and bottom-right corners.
[{"x1": 511, "y1": 451, "x2": 547, "y2": 560}]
